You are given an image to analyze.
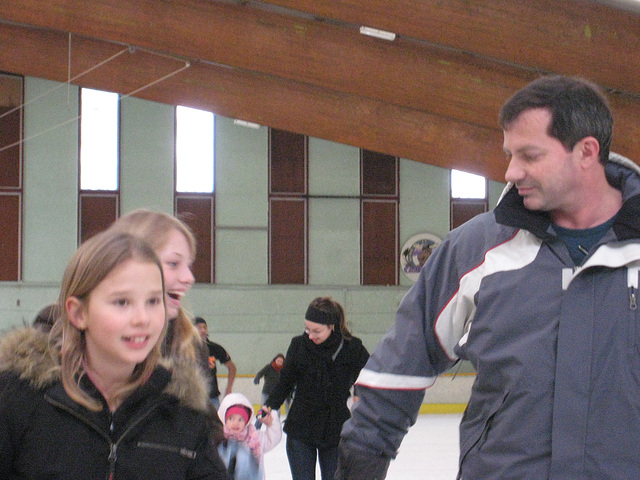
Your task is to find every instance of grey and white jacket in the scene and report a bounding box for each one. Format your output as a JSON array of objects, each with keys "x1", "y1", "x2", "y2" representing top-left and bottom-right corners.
[{"x1": 340, "y1": 153, "x2": 640, "y2": 480}]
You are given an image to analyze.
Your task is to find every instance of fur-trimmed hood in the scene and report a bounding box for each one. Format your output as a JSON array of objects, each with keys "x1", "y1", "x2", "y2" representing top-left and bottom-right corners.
[{"x1": 0, "y1": 326, "x2": 210, "y2": 413}]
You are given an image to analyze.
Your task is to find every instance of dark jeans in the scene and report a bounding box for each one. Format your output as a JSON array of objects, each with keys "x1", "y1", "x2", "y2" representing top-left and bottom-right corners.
[{"x1": 286, "y1": 436, "x2": 338, "y2": 480}]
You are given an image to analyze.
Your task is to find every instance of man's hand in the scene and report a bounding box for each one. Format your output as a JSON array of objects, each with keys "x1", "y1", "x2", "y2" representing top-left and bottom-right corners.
[{"x1": 335, "y1": 441, "x2": 391, "y2": 480}]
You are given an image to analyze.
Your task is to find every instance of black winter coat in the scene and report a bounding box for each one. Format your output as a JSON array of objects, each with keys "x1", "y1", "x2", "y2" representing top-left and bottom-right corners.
[
  {"x1": 265, "y1": 330, "x2": 369, "y2": 449},
  {"x1": 0, "y1": 327, "x2": 228, "y2": 480}
]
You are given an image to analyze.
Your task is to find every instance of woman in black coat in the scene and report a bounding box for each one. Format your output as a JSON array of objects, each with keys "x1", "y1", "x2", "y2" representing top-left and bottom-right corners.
[{"x1": 263, "y1": 297, "x2": 369, "y2": 480}]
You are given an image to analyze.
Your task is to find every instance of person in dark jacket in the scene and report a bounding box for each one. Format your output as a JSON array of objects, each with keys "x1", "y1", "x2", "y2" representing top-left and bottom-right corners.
[
  {"x1": 0, "y1": 230, "x2": 228, "y2": 479},
  {"x1": 263, "y1": 297, "x2": 369, "y2": 480},
  {"x1": 253, "y1": 353, "x2": 291, "y2": 415},
  {"x1": 195, "y1": 316, "x2": 237, "y2": 408}
]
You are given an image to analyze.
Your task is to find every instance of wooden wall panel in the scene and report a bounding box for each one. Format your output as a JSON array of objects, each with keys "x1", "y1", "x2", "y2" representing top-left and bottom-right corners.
[
  {"x1": 0, "y1": 193, "x2": 20, "y2": 281},
  {"x1": 270, "y1": 129, "x2": 307, "y2": 194},
  {"x1": 79, "y1": 193, "x2": 118, "y2": 244},
  {"x1": 176, "y1": 196, "x2": 214, "y2": 284},
  {"x1": 0, "y1": 106, "x2": 21, "y2": 188},
  {"x1": 362, "y1": 151, "x2": 397, "y2": 196},
  {"x1": 270, "y1": 199, "x2": 306, "y2": 284},
  {"x1": 451, "y1": 199, "x2": 488, "y2": 230},
  {"x1": 362, "y1": 200, "x2": 397, "y2": 286}
]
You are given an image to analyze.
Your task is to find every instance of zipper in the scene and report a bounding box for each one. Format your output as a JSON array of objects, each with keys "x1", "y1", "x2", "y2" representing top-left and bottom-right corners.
[
  {"x1": 107, "y1": 403, "x2": 162, "y2": 479},
  {"x1": 629, "y1": 267, "x2": 639, "y2": 311},
  {"x1": 108, "y1": 443, "x2": 117, "y2": 480},
  {"x1": 46, "y1": 394, "x2": 162, "y2": 480},
  {"x1": 137, "y1": 441, "x2": 197, "y2": 459},
  {"x1": 45, "y1": 395, "x2": 116, "y2": 480}
]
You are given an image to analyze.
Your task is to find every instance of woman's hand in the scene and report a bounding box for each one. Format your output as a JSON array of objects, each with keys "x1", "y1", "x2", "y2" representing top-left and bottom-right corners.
[{"x1": 257, "y1": 406, "x2": 273, "y2": 426}]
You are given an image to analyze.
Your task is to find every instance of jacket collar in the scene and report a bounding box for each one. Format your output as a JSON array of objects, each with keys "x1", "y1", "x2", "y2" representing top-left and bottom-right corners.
[
  {"x1": 0, "y1": 327, "x2": 210, "y2": 414},
  {"x1": 494, "y1": 152, "x2": 640, "y2": 241}
]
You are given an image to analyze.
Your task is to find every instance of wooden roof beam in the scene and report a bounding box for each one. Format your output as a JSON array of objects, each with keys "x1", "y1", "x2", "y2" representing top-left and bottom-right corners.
[
  {"x1": 0, "y1": 0, "x2": 534, "y2": 131},
  {"x1": 0, "y1": 22, "x2": 505, "y2": 180},
  {"x1": 259, "y1": 0, "x2": 640, "y2": 96},
  {"x1": 0, "y1": 0, "x2": 637, "y2": 173}
]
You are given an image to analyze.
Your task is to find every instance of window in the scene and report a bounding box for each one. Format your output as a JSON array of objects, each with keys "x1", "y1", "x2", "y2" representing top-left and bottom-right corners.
[
  {"x1": 176, "y1": 106, "x2": 214, "y2": 193},
  {"x1": 450, "y1": 169, "x2": 488, "y2": 230},
  {"x1": 174, "y1": 105, "x2": 215, "y2": 283},
  {"x1": 0, "y1": 73, "x2": 23, "y2": 281},
  {"x1": 80, "y1": 89, "x2": 119, "y2": 191},
  {"x1": 79, "y1": 88, "x2": 119, "y2": 243},
  {"x1": 451, "y1": 169, "x2": 486, "y2": 199}
]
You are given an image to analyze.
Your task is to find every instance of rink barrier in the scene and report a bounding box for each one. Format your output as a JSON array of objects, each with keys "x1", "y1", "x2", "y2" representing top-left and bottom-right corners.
[{"x1": 219, "y1": 372, "x2": 475, "y2": 415}]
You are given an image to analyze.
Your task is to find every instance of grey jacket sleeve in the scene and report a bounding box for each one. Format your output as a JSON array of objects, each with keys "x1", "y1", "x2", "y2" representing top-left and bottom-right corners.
[{"x1": 339, "y1": 216, "x2": 497, "y2": 460}]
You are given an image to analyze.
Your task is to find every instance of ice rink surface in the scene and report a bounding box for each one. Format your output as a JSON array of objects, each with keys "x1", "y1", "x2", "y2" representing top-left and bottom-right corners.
[{"x1": 263, "y1": 413, "x2": 463, "y2": 480}]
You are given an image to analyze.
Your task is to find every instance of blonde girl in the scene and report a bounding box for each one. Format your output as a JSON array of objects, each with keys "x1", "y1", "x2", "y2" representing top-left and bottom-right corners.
[
  {"x1": 108, "y1": 209, "x2": 202, "y2": 362},
  {"x1": 0, "y1": 230, "x2": 227, "y2": 479}
]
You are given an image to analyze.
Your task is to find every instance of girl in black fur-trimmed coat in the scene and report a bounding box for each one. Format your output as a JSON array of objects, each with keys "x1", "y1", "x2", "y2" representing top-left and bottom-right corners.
[{"x1": 0, "y1": 231, "x2": 228, "y2": 479}]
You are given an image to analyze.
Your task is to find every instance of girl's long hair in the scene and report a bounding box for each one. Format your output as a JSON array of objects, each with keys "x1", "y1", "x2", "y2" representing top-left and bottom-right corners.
[
  {"x1": 108, "y1": 209, "x2": 202, "y2": 362},
  {"x1": 50, "y1": 231, "x2": 166, "y2": 411},
  {"x1": 309, "y1": 297, "x2": 353, "y2": 340}
]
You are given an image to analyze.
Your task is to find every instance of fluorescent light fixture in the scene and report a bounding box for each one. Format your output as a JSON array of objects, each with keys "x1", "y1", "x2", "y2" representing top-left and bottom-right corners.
[
  {"x1": 359, "y1": 26, "x2": 396, "y2": 41},
  {"x1": 233, "y1": 119, "x2": 261, "y2": 129}
]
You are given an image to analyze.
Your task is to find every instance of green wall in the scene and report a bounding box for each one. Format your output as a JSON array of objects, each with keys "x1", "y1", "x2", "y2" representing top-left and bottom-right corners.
[
  {"x1": 0, "y1": 76, "x2": 506, "y2": 375},
  {"x1": 120, "y1": 96, "x2": 175, "y2": 213}
]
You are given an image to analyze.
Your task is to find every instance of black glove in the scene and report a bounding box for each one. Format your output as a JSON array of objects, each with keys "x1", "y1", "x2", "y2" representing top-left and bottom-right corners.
[{"x1": 334, "y1": 440, "x2": 391, "y2": 480}]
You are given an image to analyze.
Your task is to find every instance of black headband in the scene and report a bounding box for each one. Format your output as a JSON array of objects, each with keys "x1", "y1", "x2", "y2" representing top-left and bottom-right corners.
[{"x1": 305, "y1": 304, "x2": 336, "y2": 325}]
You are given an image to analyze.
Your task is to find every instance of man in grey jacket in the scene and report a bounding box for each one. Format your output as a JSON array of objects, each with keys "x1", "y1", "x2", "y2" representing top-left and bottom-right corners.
[{"x1": 336, "y1": 75, "x2": 640, "y2": 479}]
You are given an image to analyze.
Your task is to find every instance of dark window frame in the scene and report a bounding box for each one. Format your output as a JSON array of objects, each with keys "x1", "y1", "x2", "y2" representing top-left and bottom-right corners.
[{"x1": 0, "y1": 73, "x2": 24, "y2": 281}]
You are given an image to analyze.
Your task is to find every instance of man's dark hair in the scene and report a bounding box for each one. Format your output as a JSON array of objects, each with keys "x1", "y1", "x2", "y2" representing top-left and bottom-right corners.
[
  {"x1": 194, "y1": 316, "x2": 207, "y2": 326},
  {"x1": 498, "y1": 75, "x2": 613, "y2": 164}
]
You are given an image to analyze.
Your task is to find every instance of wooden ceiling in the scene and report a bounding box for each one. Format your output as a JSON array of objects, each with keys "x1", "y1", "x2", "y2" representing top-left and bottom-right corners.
[{"x1": 0, "y1": 0, "x2": 638, "y2": 182}]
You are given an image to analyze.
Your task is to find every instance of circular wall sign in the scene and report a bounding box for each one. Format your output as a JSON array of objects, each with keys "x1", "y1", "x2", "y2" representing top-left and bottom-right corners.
[{"x1": 400, "y1": 233, "x2": 442, "y2": 282}]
